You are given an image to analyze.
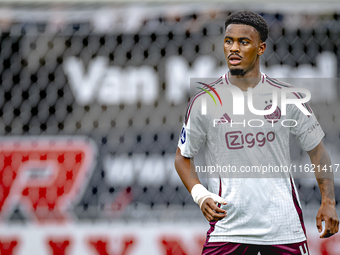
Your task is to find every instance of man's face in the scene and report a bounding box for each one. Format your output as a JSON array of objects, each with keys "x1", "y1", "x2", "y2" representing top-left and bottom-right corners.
[{"x1": 223, "y1": 24, "x2": 266, "y2": 76}]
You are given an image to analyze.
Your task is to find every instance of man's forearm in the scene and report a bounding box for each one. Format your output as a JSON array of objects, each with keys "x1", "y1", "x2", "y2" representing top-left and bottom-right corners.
[
  {"x1": 174, "y1": 147, "x2": 201, "y2": 193},
  {"x1": 174, "y1": 147, "x2": 227, "y2": 221},
  {"x1": 309, "y1": 143, "x2": 335, "y2": 204},
  {"x1": 314, "y1": 152, "x2": 335, "y2": 204}
]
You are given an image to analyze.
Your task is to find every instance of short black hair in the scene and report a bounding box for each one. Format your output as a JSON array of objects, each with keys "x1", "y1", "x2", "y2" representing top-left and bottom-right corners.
[{"x1": 225, "y1": 11, "x2": 269, "y2": 42}]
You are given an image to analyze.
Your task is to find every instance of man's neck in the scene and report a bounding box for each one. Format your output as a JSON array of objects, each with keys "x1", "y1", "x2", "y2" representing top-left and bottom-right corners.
[{"x1": 228, "y1": 68, "x2": 262, "y2": 91}]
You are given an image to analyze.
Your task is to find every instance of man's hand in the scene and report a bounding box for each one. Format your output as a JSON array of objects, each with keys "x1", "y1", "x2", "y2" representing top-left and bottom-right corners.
[
  {"x1": 190, "y1": 183, "x2": 227, "y2": 222},
  {"x1": 201, "y1": 197, "x2": 227, "y2": 222},
  {"x1": 316, "y1": 201, "x2": 339, "y2": 238}
]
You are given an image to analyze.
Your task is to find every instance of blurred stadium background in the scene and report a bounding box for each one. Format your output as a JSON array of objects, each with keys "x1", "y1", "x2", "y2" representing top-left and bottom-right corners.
[{"x1": 0, "y1": 0, "x2": 340, "y2": 254}]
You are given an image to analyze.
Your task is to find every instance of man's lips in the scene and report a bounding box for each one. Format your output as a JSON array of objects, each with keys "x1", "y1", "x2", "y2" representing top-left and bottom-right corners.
[{"x1": 228, "y1": 55, "x2": 242, "y2": 65}]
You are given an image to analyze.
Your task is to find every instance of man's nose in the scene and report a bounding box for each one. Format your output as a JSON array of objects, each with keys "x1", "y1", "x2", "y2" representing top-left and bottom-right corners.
[{"x1": 230, "y1": 42, "x2": 240, "y2": 52}]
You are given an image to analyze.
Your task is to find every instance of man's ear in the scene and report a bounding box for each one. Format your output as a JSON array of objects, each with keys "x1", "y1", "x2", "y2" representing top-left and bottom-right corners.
[{"x1": 258, "y1": 42, "x2": 266, "y2": 56}]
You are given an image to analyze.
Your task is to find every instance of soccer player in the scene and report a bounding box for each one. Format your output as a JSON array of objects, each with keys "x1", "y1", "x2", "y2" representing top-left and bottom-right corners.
[{"x1": 174, "y1": 11, "x2": 339, "y2": 254}]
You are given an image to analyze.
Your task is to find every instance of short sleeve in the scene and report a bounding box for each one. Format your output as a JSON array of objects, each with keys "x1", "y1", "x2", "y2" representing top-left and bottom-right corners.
[
  {"x1": 178, "y1": 96, "x2": 208, "y2": 158},
  {"x1": 288, "y1": 102, "x2": 324, "y2": 151}
]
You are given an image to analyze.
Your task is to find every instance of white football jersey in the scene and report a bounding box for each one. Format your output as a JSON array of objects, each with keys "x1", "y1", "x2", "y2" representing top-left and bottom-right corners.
[{"x1": 178, "y1": 72, "x2": 324, "y2": 245}]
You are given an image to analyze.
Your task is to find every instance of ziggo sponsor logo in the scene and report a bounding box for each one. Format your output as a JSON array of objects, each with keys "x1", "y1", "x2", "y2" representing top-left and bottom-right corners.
[{"x1": 225, "y1": 131, "x2": 275, "y2": 150}]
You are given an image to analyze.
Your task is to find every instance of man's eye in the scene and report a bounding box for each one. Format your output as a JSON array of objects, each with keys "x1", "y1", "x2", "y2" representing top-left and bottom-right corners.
[
  {"x1": 241, "y1": 41, "x2": 249, "y2": 45},
  {"x1": 225, "y1": 40, "x2": 232, "y2": 44}
]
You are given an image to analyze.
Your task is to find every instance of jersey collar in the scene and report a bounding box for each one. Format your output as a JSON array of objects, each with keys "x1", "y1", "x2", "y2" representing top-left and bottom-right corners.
[{"x1": 223, "y1": 72, "x2": 266, "y2": 92}]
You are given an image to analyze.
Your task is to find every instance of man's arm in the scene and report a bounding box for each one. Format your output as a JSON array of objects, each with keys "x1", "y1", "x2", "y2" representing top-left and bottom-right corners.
[
  {"x1": 174, "y1": 147, "x2": 227, "y2": 222},
  {"x1": 307, "y1": 141, "x2": 339, "y2": 238}
]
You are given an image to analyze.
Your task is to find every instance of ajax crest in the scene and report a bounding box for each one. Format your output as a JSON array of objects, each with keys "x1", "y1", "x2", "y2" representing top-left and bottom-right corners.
[{"x1": 264, "y1": 104, "x2": 281, "y2": 123}]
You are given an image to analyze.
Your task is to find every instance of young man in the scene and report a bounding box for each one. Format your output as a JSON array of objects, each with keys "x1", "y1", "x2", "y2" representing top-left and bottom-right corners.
[{"x1": 175, "y1": 11, "x2": 339, "y2": 254}]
